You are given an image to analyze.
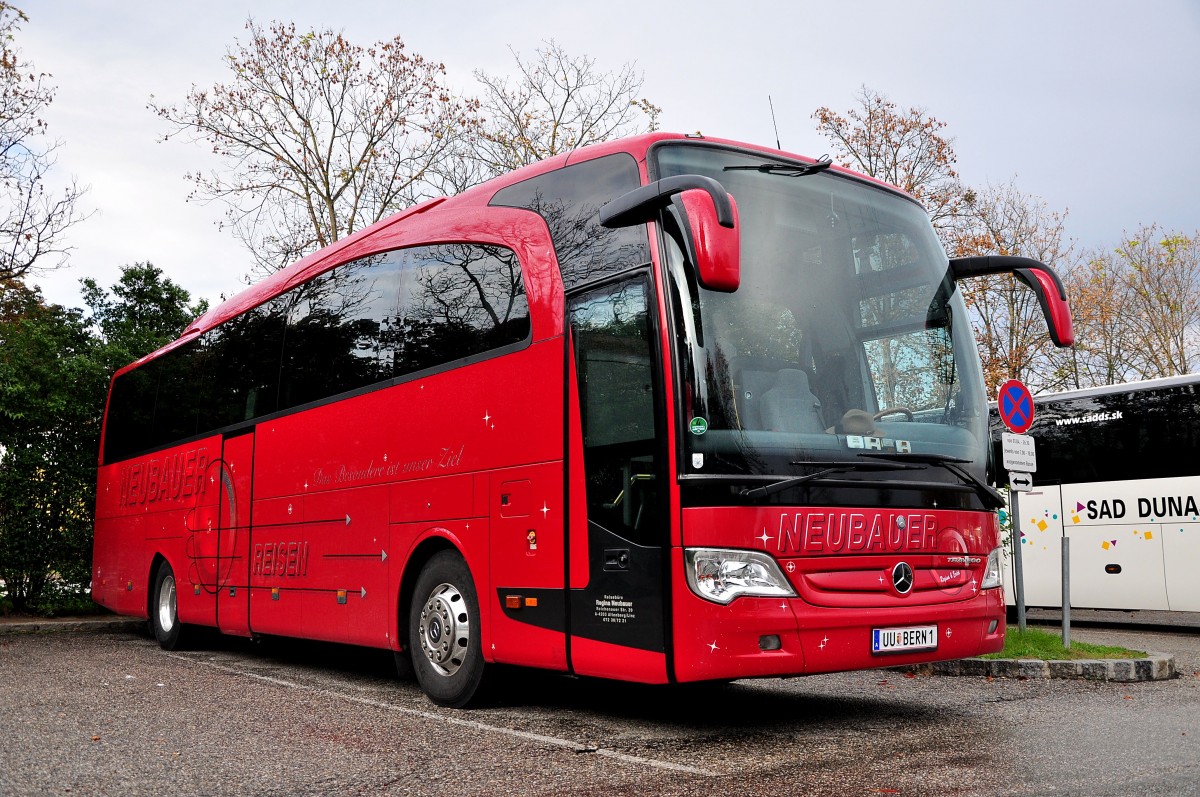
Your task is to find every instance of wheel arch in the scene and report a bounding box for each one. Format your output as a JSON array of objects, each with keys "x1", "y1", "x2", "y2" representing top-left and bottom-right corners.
[
  {"x1": 397, "y1": 535, "x2": 461, "y2": 654},
  {"x1": 146, "y1": 552, "x2": 170, "y2": 621}
]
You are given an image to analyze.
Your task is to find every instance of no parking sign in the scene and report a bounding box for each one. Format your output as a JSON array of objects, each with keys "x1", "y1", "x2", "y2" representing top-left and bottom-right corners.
[{"x1": 997, "y1": 379, "x2": 1035, "y2": 434}]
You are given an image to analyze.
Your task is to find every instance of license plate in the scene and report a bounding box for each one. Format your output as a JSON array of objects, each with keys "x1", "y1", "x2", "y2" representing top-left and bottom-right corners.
[{"x1": 872, "y1": 624, "x2": 938, "y2": 654}]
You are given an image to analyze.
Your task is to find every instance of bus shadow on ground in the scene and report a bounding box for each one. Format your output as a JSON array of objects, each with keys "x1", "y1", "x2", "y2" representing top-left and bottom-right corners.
[
  {"x1": 156, "y1": 630, "x2": 958, "y2": 733},
  {"x1": 480, "y1": 667, "x2": 948, "y2": 732}
]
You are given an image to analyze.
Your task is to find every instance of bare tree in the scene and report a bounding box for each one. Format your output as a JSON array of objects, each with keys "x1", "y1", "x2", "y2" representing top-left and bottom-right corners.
[
  {"x1": 813, "y1": 86, "x2": 968, "y2": 241},
  {"x1": 151, "y1": 20, "x2": 480, "y2": 276},
  {"x1": 466, "y1": 40, "x2": 660, "y2": 184},
  {"x1": 1056, "y1": 249, "x2": 1139, "y2": 389},
  {"x1": 1113, "y1": 226, "x2": 1200, "y2": 379},
  {"x1": 1052, "y1": 228, "x2": 1200, "y2": 389},
  {"x1": 0, "y1": 3, "x2": 87, "y2": 280},
  {"x1": 949, "y1": 181, "x2": 1077, "y2": 394}
]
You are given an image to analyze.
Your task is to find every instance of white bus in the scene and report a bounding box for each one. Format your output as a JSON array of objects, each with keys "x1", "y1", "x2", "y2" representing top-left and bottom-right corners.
[{"x1": 991, "y1": 374, "x2": 1200, "y2": 613}]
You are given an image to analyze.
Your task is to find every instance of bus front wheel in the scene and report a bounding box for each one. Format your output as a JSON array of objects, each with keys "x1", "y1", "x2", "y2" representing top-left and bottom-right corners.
[
  {"x1": 408, "y1": 551, "x2": 486, "y2": 708},
  {"x1": 150, "y1": 562, "x2": 189, "y2": 650}
]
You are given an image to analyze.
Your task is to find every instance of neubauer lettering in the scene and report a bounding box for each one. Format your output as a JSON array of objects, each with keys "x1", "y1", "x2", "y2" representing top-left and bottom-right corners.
[
  {"x1": 119, "y1": 447, "x2": 210, "y2": 508},
  {"x1": 777, "y1": 511, "x2": 938, "y2": 554}
]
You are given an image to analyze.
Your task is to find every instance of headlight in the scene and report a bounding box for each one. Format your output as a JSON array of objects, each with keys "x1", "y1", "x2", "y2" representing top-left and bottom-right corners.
[
  {"x1": 685, "y1": 548, "x2": 796, "y2": 605},
  {"x1": 980, "y1": 546, "x2": 1003, "y2": 589}
]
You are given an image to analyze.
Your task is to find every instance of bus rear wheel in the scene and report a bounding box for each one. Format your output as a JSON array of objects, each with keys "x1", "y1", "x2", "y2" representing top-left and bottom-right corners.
[
  {"x1": 409, "y1": 551, "x2": 486, "y2": 708},
  {"x1": 150, "y1": 562, "x2": 189, "y2": 650}
]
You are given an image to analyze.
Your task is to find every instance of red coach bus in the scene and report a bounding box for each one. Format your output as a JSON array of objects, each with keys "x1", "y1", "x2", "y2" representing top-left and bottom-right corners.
[{"x1": 92, "y1": 133, "x2": 1074, "y2": 707}]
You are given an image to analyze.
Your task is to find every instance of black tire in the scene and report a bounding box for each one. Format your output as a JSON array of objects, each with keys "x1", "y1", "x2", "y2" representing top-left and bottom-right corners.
[
  {"x1": 408, "y1": 550, "x2": 487, "y2": 707},
  {"x1": 150, "y1": 562, "x2": 188, "y2": 650}
]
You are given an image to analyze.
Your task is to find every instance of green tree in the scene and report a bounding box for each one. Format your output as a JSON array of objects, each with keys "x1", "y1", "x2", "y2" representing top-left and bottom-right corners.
[
  {"x1": 0, "y1": 279, "x2": 101, "y2": 611},
  {"x1": 0, "y1": 265, "x2": 200, "y2": 612},
  {"x1": 81, "y1": 261, "x2": 207, "y2": 366}
]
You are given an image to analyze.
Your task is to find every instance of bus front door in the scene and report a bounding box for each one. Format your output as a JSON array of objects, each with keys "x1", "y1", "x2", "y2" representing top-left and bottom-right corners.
[{"x1": 566, "y1": 277, "x2": 670, "y2": 682}]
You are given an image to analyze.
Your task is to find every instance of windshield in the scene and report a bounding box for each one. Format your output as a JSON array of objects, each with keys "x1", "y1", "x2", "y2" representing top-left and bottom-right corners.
[{"x1": 653, "y1": 143, "x2": 989, "y2": 504}]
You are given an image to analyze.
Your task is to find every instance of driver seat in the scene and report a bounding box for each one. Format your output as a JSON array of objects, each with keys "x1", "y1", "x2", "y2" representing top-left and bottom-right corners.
[{"x1": 760, "y1": 369, "x2": 824, "y2": 434}]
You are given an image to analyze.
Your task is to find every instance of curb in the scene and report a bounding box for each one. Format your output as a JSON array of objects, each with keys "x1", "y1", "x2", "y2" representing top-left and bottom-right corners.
[
  {"x1": 899, "y1": 652, "x2": 1176, "y2": 682},
  {"x1": 0, "y1": 618, "x2": 146, "y2": 636}
]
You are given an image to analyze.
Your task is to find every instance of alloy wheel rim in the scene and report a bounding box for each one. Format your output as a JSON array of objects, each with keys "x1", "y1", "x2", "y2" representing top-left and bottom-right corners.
[{"x1": 418, "y1": 582, "x2": 469, "y2": 677}]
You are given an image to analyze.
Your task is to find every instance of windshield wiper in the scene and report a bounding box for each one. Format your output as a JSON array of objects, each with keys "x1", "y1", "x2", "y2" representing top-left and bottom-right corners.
[
  {"x1": 858, "y1": 452, "x2": 1006, "y2": 510},
  {"x1": 723, "y1": 156, "x2": 832, "y2": 177},
  {"x1": 739, "y1": 459, "x2": 922, "y2": 500}
]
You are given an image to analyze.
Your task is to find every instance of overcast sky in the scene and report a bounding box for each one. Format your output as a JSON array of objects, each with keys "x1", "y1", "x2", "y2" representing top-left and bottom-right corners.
[{"x1": 20, "y1": 0, "x2": 1200, "y2": 310}]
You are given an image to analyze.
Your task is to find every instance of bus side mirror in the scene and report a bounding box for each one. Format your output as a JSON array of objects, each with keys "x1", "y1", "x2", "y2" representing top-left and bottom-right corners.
[
  {"x1": 949, "y1": 255, "x2": 1075, "y2": 347},
  {"x1": 672, "y1": 189, "x2": 740, "y2": 292},
  {"x1": 599, "y1": 173, "x2": 741, "y2": 292}
]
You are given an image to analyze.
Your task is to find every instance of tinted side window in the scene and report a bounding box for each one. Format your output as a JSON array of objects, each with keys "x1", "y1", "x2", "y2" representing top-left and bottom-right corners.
[
  {"x1": 278, "y1": 243, "x2": 530, "y2": 410},
  {"x1": 279, "y1": 254, "x2": 401, "y2": 410},
  {"x1": 395, "y1": 244, "x2": 530, "y2": 376},
  {"x1": 104, "y1": 365, "x2": 159, "y2": 462},
  {"x1": 569, "y1": 278, "x2": 661, "y2": 545},
  {"x1": 102, "y1": 243, "x2": 532, "y2": 462},
  {"x1": 199, "y1": 299, "x2": 287, "y2": 429},
  {"x1": 152, "y1": 341, "x2": 203, "y2": 445},
  {"x1": 104, "y1": 343, "x2": 204, "y2": 462},
  {"x1": 490, "y1": 153, "x2": 649, "y2": 291}
]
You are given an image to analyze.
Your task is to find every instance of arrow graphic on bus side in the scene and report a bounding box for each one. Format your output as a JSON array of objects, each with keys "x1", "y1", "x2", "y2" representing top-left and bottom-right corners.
[
  {"x1": 278, "y1": 514, "x2": 352, "y2": 527},
  {"x1": 320, "y1": 550, "x2": 388, "y2": 562}
]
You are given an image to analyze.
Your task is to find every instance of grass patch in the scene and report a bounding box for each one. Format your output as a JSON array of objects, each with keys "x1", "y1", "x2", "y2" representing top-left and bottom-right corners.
[{"x1": 979, "y1": 626, "x2": 1145, "y2": 660}]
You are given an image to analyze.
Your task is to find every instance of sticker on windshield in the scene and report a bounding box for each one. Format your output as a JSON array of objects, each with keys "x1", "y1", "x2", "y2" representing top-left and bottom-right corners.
[
  {"x1": 692, "y1": 453, "x2": 704, "y2": 469},
  {"x1": 846, "y1": 435, "x2": 911, "y2": 452},
  {"x1": 689, "y1": 417, "x2": 709, "y2": 436}
]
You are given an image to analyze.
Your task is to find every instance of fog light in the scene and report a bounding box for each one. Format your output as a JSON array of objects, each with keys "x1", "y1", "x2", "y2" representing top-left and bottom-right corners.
[
  {"x1": 759, "y1": 634, "x2": 782, "y2": 651},
  {"x1": 988, "y1": 619, "x2": 999, "y2": 634}
]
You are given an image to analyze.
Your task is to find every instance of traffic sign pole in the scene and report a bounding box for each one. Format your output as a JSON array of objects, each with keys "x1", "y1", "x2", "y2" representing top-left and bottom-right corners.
[
  {"x1": 998, "y1": 379, "x2": 1035, "y2": 633},
  {"x1": 1010, "y1": 490, "x2": 1026, "y2": 632},
  {"x1": 1061, "y1": 535, "x2": 1071, "y2": 648}
]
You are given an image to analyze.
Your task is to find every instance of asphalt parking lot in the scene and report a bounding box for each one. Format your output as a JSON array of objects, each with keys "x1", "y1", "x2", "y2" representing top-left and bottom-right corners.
[{"x1": 2, "y1": 619, "x2": 1198, "y2": 796}]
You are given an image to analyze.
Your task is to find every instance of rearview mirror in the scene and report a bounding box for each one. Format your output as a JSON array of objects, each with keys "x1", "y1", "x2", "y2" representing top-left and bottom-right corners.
[
  {"x1": 600, "y1": 174, "x2": 741, "y2": 292},
  {"x1": 949, "y1": 255, "x2": 1075, "y2": 347}
]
